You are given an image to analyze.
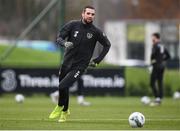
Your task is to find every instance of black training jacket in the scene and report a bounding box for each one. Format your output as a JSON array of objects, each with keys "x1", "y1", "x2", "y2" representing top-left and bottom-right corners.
[
  {"x1": 151, "y1": 43, "x2": 170, "y2": 68},
  {"x1": 56, "y1": 20, "x2": 111, "y2": 70}
]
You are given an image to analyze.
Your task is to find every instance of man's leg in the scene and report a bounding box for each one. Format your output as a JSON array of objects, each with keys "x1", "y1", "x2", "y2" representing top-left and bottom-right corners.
[
  {"x1": 150, "y1": 69, "x2": 158, "y2": 98},
  {"x1": 58, "y1": 88, "x2": 67, "y2": 107},
  {"x1": 62, "y1": 87, "x2": 69, "y2": 111},
  {"x1": 157, "y1": 68, "x2": 165, "y2": 99},
  {"x1": 150, "y1": 68, "x2": 162, "y2": 106},
  {"x1": 49, "y1": 67, "x2": 68, "y2": 119},
  {"x1": 58, "y1": 69, "x2": 83, "y2": 122},
  {"x1": 58, "y1": 68, "x2": 69, "y2": 107},
  {"x1": 77, "y1": 78, "x2": 83, "y2": 96}
]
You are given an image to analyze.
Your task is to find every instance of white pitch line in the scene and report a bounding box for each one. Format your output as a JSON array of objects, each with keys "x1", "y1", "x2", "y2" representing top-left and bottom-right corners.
[{"x1": 0, "y1": 118, "x2": 180, "y2": 121}]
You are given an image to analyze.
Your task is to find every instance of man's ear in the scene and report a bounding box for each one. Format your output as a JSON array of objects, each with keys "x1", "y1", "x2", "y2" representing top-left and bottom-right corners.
[{"x1": 81, "y1": 12, "x2": 84, "y2": 18}]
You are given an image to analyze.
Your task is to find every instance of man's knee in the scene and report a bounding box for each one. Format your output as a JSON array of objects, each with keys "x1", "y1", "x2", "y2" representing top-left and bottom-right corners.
[
  {"x1": 59, "y1": 81, "x2": 69, "y2": 90},
  {"x1": 150, "y1": 83, "x2": 155, "y2": 88},
  {"x1": 59, "y1": 69, "x2": 84, "y2": 89},
  {"x1": 150, "y1": 77, "x2": 155, "y2": 87}
]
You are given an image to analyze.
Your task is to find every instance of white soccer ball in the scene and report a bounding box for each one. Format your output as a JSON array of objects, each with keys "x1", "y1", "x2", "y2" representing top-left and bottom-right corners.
[
  {"x1": 15, "y1": 94, "x2": 25, "y2": 103},
  {"x1": 128, "y1": 112, "x2": 145, "y2": 128},
  {"x1": 173, "y1": 91, "x2": 180, "y2": 100},
  {"x1": 141, "y1": 96, "x2": 151, "y2": 105}
]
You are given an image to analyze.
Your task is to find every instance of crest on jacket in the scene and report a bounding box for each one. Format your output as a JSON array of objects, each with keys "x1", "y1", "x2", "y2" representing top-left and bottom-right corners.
[{"x1": 87, "y1": 33, "x2": 93, "y2": 39}]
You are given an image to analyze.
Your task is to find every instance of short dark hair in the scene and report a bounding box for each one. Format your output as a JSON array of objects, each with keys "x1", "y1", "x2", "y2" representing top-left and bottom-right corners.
[
  {"x1": 83, "y1": 5, "x2": 95, "y2": 12},
  {"x1": 152, "y1": 33, "x2": 160, "y2": 39}
]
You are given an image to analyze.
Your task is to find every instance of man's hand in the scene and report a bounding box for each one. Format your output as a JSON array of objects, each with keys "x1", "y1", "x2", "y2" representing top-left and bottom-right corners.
[
  {"x1": 89, "y1": 60, "x2": 98, "y2": 67},
  {"x1": 64, "y1": 41, "x2": 73, "y2": 49},
  {"x1": 147, "y1": 65, "x2": 153, "y2": 74},
  {"x1": 151, "y1": 59, "x2": 156, "y2": 64}
]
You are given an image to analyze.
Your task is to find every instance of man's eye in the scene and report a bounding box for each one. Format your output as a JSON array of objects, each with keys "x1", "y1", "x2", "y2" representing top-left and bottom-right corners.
[{"x1": 86, "y1": 12, "x2": 95, "y2": 16}]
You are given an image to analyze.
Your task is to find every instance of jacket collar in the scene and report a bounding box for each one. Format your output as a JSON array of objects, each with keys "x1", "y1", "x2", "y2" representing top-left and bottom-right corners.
[{"x1": 80, "y1": 19, "x2": 92, "y2": 28}]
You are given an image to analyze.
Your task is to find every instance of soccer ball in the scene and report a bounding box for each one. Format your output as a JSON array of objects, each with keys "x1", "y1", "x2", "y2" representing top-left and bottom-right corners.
[
  {"x1": 128, "y1": 112, "x2": 145, "y2": 128},
  {"x1": 15, "y1": 94, "x2": 25, "y2": 103},
  {"x1": 141, "y1": 96, "x2": 151, "y2": 105},
  {"x1": 173, "y1": 91, "x2": 180, "y2": 100}
]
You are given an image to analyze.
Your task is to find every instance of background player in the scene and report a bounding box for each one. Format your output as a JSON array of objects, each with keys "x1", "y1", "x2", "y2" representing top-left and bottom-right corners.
[{"x1": 150, "y1": 32, "x2": 170, "y2": 106}]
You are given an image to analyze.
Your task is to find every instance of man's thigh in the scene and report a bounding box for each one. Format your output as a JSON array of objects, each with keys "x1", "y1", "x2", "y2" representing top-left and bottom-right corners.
[{"x1": 59, "y1": 70, "x2": 83, "y2": 89}]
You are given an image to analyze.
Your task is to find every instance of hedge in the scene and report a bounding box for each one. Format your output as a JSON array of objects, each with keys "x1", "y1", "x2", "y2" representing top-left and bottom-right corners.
[{"x1": 125, "y1": 67, "x2": 180, "y2": 96}]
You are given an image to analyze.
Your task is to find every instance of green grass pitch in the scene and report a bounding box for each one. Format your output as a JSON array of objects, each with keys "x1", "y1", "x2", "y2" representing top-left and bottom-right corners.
[{"x1": 0, "y1": 94, "x2": 180, "y2": 130}]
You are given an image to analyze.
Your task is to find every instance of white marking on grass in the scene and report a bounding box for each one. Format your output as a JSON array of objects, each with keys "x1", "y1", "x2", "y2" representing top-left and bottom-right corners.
[{"x1": 0, "y1": 118, "x2": 180, "y2": 121}]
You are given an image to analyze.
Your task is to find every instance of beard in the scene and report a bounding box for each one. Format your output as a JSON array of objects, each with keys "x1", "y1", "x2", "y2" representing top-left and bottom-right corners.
[{"x1": 83, "y1": 18, "x2": 93, "y2": 24}]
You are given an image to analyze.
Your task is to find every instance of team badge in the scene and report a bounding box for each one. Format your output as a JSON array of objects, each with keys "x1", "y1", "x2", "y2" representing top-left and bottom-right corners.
[
  {"x1": 74, "y1": 31, "x2": 79, "y2": 37},
  {"x1": 87, "y1": 33, "x2": 93, "y2": 39}
]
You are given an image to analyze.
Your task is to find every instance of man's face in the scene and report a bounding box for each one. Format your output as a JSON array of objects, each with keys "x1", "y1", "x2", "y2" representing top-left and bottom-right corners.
[
  {"x1": 82, "y1": 8, "x2": 95, "y2": 24},
  {"x1": 151, "y1": 35, "x2": 159, "y2": 45}
]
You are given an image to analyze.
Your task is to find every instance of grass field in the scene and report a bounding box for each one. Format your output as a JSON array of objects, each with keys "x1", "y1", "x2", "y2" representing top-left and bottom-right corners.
[
  {"x1": 0, "y1": 45, "x2": 60, "y2": 68},
  {"x1": 0, "y1": 94, "x2": 180, "y2": 130}
]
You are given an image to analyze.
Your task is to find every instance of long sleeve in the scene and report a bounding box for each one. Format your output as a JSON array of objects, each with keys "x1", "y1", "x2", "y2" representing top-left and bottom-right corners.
[
  {"x1": 56, "y1": 21, "x2": 73, "y2": 47},
  {"x1": 93, "y1": 30, "x2": 111, "y2": 64},
  {"x1": 151, "y1": 46, "x2": 157, "y2": 64},
  {"x1": 150, "y1": 43, "x2": 171, "y2": 67},
  {"x1": 163, "y1": 48, "x2": 170, "y2": 61}
]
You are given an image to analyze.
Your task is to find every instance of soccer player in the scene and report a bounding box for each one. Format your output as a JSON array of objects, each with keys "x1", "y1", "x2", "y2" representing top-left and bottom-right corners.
[
  {"x1": 150, "y1": 33, "x2": 170, "y2": 106},
  {"x1": 49, "y1": 5, "x2": 111, "y2": 122}
]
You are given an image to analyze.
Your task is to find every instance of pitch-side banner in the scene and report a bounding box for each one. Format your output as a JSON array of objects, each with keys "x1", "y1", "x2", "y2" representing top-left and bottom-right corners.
[
  {"x1": 0, "y1": 68, "x2": 125, "y2": 95},
  {"x1": 80, "y1": 68, "x2": 125, "y2": 95}
]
